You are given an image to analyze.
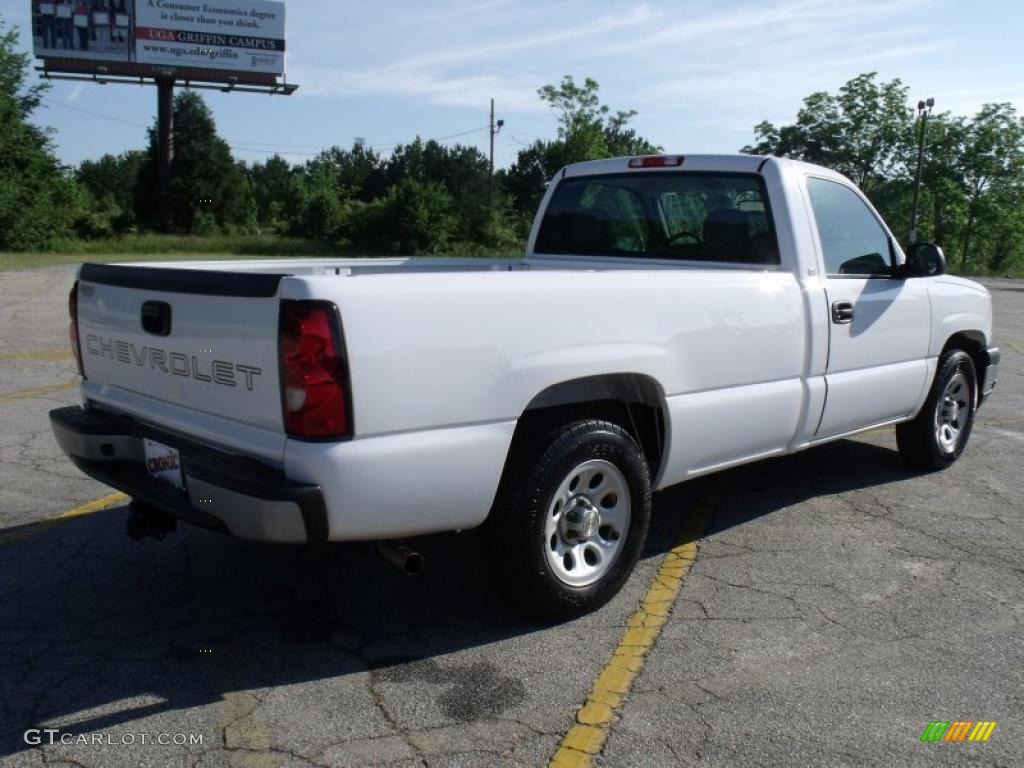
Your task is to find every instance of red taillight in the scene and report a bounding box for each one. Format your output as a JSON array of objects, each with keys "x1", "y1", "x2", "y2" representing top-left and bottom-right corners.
[
  {"x1": 278, "y1": 301, "x2": 351, "y2": 438},
  {"x1": 69, "y1": 281, "x2": 85, "y2": 378},
  {"x1": 628, "y1": 155, "x2": 685, "y2": 168}
]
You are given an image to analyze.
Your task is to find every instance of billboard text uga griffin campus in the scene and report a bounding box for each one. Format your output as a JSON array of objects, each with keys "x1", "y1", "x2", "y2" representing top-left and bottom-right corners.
[{"x1": 31, "y1": 0, "x2": 286, "y2": 75}]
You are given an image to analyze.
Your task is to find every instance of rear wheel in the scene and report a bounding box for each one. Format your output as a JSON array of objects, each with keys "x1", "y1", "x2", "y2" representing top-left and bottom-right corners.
[
  {"x1": 485, "y1": 419, "x2": 652, "y2": 620},
  {"x1": 896, "y1": 349, "x2": 977, "y2": 470}
]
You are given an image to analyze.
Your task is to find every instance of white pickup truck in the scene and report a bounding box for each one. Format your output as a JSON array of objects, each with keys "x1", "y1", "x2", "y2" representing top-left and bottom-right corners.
[{"x1": 50, "y1": 154, "x2": 999, "y2": 618}]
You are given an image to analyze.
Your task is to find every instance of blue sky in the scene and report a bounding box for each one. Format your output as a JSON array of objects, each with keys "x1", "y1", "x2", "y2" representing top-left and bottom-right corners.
[{"x1": 7, "y1": 0, "x2": 1024, "y2": 169}]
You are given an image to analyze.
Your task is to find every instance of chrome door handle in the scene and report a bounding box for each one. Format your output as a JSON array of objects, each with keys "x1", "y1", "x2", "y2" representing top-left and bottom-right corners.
[{"x1": 831, "y1": 300, "x2": 854, "y2": 324}]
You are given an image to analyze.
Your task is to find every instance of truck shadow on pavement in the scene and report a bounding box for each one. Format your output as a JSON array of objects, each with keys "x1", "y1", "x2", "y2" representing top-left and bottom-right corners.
[{"x1": 0, "y1": 436, "x2": 918, "y2": 757}]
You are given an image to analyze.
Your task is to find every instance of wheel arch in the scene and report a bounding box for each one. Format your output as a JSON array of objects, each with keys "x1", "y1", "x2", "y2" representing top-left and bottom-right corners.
[
  {"x1": 940, "y1": 330, "x2": 990, "y2": 383},
  {"x1": 500, "y1": 373, "x2": 669, "y2": 485}
]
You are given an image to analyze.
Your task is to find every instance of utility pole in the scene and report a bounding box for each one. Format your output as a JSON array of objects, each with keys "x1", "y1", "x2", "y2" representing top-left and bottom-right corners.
[
  {"x1": 156, "y1": 76, "x2": 175, "y2": 233},
  {"x1": 909, "y1": 96, "x2": 934, "y2": 245},
  {"x1": 488, "y1": 98, "x2": 504, "y2": 208}
]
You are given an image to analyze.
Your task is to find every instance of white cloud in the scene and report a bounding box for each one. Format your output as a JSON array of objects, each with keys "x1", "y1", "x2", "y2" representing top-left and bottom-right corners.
[
  {"x1": 288, "y1": 0, "x2": 954, "y2": 125},
  {"x1": 380, "y1": 5, "x2": 659, "y2": 71},
  {"x1": 294, "y1": 64, "x2": 544, "y2": 112},
  {"x1": 291, "y1": 3, "x2": 660, "y2": 110},
  {"x1": 600, "y1": 0, "x2": 929, "y2": 55}
]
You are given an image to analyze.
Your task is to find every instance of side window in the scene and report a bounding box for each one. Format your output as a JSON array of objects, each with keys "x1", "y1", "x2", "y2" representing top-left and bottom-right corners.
[{"x1": 806, "y1": 177, "x2": 892, "y2": 276}]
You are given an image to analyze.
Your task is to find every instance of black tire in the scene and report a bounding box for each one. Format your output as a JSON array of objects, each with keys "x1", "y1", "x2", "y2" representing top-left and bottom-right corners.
[
  {"x1": 484, "y1": 419, "x2": 652, "y2": 620},
  {"x1": 896, "y1": 349, "x2": 977, "y2": 470}
]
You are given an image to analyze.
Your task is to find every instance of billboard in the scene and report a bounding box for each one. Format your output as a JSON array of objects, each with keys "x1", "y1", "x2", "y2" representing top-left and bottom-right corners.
[
  {"x1": 32, "y1": 0, "x2": 285, "y2": 76},
  {"x1": 135, "y1": 0, "x2": 285, "y2": 75},
  {"x1": 32, "y1": 1, "x2": 135, "y2": 64}
]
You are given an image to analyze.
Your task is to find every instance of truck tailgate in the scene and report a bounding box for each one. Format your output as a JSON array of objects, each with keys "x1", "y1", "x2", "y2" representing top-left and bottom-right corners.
[{"x1": 76, "y1": 264, "x2": 286, "y2": 434}]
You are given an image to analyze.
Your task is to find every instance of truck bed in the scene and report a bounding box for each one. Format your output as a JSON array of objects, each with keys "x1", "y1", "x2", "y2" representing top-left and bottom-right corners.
[{"x1": 116, "y1": 254, "x2": 779, "y2": 277}]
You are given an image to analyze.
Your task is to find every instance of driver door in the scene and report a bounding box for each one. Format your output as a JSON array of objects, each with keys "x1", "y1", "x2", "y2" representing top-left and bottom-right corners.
[{"x1": 806, "y1": 177, "x2": 930, "y2": 438}]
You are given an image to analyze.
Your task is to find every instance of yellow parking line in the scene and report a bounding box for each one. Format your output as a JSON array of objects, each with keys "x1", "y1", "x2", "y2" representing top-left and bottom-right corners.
[
  {"x1": 0, "y1": 348, "x2": 73, "y2": 361},
  {"x1": 0, "y1": 492, "x2": 127, "y2": 546},
  {"x1": 549, "y1": 489, "x2": 719, "y2": 768},
  {"x1": 55, "y1": 491, "x2": 129, "y2": 520},
  {"x1": 1007, "y1": 341, "x2": 1024, "y2": 356},
  {"x1": 0, "y1": 381, "x2": 78, "y2": 402}
]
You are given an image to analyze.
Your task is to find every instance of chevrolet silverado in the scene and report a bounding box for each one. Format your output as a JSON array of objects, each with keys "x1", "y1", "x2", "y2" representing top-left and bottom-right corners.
[{"x1": 50, "y1": 154, "x2": 1000, "y2": 618}]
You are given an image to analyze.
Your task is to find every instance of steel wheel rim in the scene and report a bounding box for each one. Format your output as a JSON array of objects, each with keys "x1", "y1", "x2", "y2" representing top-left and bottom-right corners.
[
  {"x1": 935, "y1": 371, "x2": 969, "y2": 452},
  {"x1": 543, "y1": 459, "x2": 631, "y2": 587}
]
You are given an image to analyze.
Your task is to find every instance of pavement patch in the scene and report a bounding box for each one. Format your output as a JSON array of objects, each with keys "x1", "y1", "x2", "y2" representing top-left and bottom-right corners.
[
  {"x1": 549, "y1": 489, "x2": 719, "y2": 768},
  {"x1": 0, "y1": 381, "x2": 78, "y2": 403},
  {"x1": 0, "y1": 348, "x2": 72, "y2": 361}
]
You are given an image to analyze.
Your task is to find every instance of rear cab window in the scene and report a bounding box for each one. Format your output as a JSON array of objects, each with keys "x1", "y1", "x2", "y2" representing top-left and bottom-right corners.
[{"x1": 534, "y1": 173, "x2": 780, "y2": 265}]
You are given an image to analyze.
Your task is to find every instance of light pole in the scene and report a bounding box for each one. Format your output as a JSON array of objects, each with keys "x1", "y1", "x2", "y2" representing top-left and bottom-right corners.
[
  {"x1": 488, "y1": 98, "x2": 504, "y2": 208},
  {"x1": 909, "y1": 96, "x2": 934, "y2": 245}
]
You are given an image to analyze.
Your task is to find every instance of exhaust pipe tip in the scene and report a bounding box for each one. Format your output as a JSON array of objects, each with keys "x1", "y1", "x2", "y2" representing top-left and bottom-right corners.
[
  {"x1": 377, "y1": 540, "x2": 425, "y2": 576},
  {"x1": 403, "y1": 550, "x2": 426, "y2": 576}
]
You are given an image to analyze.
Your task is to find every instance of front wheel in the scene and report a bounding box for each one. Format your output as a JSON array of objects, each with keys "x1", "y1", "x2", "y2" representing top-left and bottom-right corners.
[
  {"x1": 896, "y1": 349, "x2": 978, "y2": 470},
  {"x1": 485, "y1": 420, "x2": 652, "y2": 620}
]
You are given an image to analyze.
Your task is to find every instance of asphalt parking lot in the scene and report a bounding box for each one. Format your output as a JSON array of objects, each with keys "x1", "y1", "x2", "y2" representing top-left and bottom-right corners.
[{"x1": 1, "y1": 265, "x2": 1022, "y2": 768}]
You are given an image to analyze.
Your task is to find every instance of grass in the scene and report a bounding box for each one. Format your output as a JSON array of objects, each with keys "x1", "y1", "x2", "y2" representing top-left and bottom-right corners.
[
  {"x1": 0, "y1": 234, "x2": 347, "y2": 270},
  {"x1": 0, "y1": 235, "x2": 524, "y2": 271},
  {"x1": 2, "y1": 234, "x2": 1018, "y2": 277},
  {"x1": 953, "y1": 262, "x2": 1024, "y2": 280}
]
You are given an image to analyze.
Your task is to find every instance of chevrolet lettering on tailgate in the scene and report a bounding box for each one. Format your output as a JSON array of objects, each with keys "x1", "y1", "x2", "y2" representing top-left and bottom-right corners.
[{"x1": 84, "y1": 334, "x2": 263, "y2": 391}]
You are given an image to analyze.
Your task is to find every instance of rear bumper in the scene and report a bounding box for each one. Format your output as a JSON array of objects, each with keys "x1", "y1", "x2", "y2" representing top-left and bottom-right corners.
[
  {"x1": 49, "y1": 406, "x2": 327, "y2": 543},
  {"x1": 979, "y1": 346, "x2": 999, "y2": 407}
]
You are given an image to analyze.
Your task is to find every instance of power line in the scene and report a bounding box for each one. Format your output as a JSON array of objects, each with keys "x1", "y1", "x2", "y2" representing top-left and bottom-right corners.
[
  {"x1": 224, "y1": 138, "x2": 324, "y2": 149},
  {"x1": 505, "y1": 127, "x2": 545, "y2": 143},
  {"x1": 508, "y1": 127, "x2": 546, "y2": 140},
  {"x1": 41, "y1": 98, "x2": 147, "y2": 128},
  {"x1": 364, "y1": 126, "x2": 490, "y2": 151},
  {"x1": 40, "y1": 97, "x2": 491, "y2": 159},
  {"x1": 40, "y1": 99, "x2": 320, "y2": 157},
  {"x1": 229, "y1": 145, "x2": 320, "y2": 157}
]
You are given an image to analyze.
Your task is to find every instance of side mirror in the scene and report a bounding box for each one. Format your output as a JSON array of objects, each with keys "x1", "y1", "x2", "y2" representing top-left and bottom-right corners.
[{"x1": 900, "y1": 242, "x2": 946, "y2": 278}]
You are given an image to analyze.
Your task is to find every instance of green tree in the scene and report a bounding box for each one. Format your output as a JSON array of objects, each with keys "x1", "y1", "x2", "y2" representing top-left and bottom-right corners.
[
  {"x1": 295, "y1": 187, "x2": 350, "y2": 242},
  {"x1": 248, "y1": 154, "x2": 301, "y2": 230},
  {"x1": 352, "y1": 177, "x2": 457, "y2": 254},
  {"x1": 0, "y1": 21, "x2": 79, "y2": 250},
  {"x1": 956, "y1": 103, "x2": 1024, "y2": 268},
  {"x1": 742, "y1": 73, "x2": 1024, "y2": 273},
  {"x1": 501, "y1": 139, "x2": 567, "y2": 221},
  {"x1": 135, "y1": 90, "x2": 255, "y2": 233},
  {"x1": 538, "y1": 76, "x2": 611, "y2": 162},
  {"x1": 918, "y1": 114, "x2": 969, "y2": 247},
  {"x1": 303, "y1": 141, "x2": 387, "y2": 202},
  {"x1": 503, "y1": 76, "x2": 659, "y2": 219},
  {"x1": 386, "y1": 137, "x2": 493, "y2": 242},
  {"x1": 77, "y1": 151, "x2": 146, "y2": 233},
  {"x1": 539, "y1": 75, "x2": 660, "y2": 166},
  {"x1": 744, "y1": 72, "x2": 914, "y2": 194}
]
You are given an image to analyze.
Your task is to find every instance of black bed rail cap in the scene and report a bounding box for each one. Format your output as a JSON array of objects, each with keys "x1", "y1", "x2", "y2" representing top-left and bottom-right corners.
[{"x1": 79, "y1": 262, "x2": 287, "y2": 298}]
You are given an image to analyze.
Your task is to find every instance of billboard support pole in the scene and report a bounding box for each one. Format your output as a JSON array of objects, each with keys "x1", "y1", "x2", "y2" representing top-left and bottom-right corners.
[{"x1": 156, "y1": 76, "x2": 175, "y2": 233}]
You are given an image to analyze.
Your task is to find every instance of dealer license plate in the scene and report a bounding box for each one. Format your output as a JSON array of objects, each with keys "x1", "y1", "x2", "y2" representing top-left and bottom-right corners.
[{"x1": 143, "y1": 438, "x2": 184, "y2": 490}]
